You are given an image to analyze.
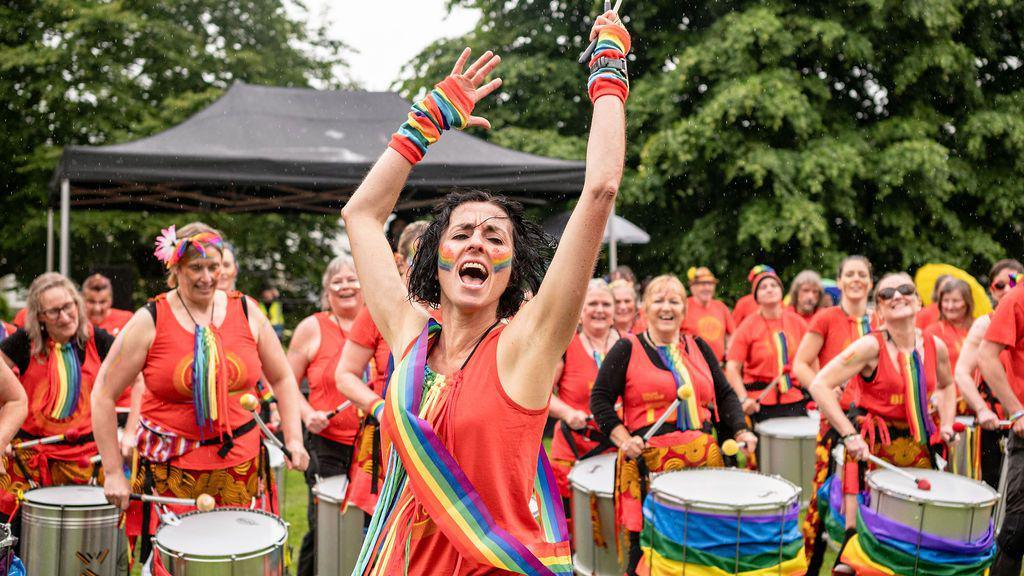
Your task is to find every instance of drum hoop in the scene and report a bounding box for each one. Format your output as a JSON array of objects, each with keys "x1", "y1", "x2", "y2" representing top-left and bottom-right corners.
[
  {"x1": 567, "y1": 454, "x2": 616, "y2": 497},
  {"x1": 866, "y1": 471, "x2": 999, "y2": 509},
  {"x1": 754, "y1": 420, "x2": 818, "y2": 439},
  {"x1": 568, "y1": 480, "x2": 614, "y2": 498},
  {"x1": 650, "y1": 470, "x2": 801, "y2": 512},
  {"x1": 312, "y1": 478, "x2": 349, "y2": 504},
  {"x1": 153, "y1": 507, "x2": 289, "y2": 559}
]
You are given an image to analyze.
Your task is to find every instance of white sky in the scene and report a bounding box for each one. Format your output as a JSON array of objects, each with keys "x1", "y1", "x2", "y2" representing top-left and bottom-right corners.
[{"x1": 298, "y1": 1, "x2": 481, "y2": 91}]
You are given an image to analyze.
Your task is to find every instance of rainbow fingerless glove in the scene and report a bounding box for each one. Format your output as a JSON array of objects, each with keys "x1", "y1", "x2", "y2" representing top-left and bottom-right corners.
[
  {"x1": 587, "y1": 24, "x2": 631, "y2": 103},
  {"x1": 370, "y1": 398, "x2": 385, "y2": 421},
  {"x1": 389, "y1": 76, "x2": 475, "y2": 165}
]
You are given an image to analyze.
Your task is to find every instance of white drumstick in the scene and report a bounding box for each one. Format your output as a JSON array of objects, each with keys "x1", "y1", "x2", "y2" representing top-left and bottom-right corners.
[
  {"x1": 755, "y1": 364, "x2": 793, "y2": 403},
  {"x1": 240, "y1": 394, "x2": 293, "y2": 460},
  {"x1": 13, "y1": 428, "x2": 85, "y2": 450},
  {"x1": 131, "y1": 492, "x2": 215, "y2": 511},
  {"x1": 326, "y1": 400, "x2": 352, "y2": 419},
  {"x1": 865, "y1": 454, "x2": 931, "y2": 490}
]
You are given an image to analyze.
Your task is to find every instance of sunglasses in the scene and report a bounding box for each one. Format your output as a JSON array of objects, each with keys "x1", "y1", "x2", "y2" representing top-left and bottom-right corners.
[{"x1": 875, "y1": 284, "x2": 916, "y2": 301}]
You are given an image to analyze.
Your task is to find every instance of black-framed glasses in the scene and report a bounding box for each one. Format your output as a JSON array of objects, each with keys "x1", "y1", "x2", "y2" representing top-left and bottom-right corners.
[
  {"x1": 40, "y1": 302, "x2": 75, "y2": 321},
  {"x1": 875, "y1": 284, "x2": 916, "y2": 301}
]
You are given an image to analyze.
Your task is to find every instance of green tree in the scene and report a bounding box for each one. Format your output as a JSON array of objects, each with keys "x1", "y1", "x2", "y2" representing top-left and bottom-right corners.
[{"x1": 404, "y1": 0, "x2": 1024, "y2": 299}]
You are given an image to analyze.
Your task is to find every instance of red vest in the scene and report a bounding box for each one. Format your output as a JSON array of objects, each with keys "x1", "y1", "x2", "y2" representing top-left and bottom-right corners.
[
  {"x1": 621, "y1": 334, "x2": 713, "y2": 432},
  {"x1": 856, "y1": 332, "x2": 938, "y2": 422},
  {"x1": 305, "y1": 312, "x2": 359, "y2": 445}
]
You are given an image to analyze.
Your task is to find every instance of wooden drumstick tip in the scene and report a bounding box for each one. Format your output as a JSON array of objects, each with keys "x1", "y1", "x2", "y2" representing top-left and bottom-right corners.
[
  {"x1": 806, "y1": 401, "x2": 817, "y2": 411},
  {"x1": 196, "y1": 493, "x2": 216, "y2": 512},
  {"x1": 952, "y1": 421, "x2": 966, "y2": 433},
  {"x1": 721, "y1": 439, "x2": 739, "y2": 457},
  {"x1": 64, "y1": 428, "x2": 82, "y2": 442},
  {"x1": 239, "y1": 394, "x2": 260, "y2": 411},
  {"x1": 678, "y1": 386, "x2": 692, "y2": 400}
]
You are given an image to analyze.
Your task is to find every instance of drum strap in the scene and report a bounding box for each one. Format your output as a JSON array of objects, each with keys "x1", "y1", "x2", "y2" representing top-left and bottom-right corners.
[
  {"x1": 370, "y1": 417, "x2": 381, "y2": 495},
  {"x1": 559, "y1": 422, "x2": 581, "y2": 461},
  {"x1": 198, "y1": 418, "x2": 258, "y2": 458},
  {"x1": 14, "y1": 430, "x2": 95, "y2": 446}
]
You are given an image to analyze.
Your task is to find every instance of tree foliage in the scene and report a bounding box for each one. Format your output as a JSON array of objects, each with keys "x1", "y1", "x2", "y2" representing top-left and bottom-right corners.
[{"x1": 405, "y1": 0, "x2": 1024, "y2": 298}]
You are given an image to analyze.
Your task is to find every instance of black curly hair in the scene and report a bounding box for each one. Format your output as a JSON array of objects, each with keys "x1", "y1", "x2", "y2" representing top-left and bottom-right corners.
[{"x1": 406, "y1": 190, "x2": 554, "y2": 319}]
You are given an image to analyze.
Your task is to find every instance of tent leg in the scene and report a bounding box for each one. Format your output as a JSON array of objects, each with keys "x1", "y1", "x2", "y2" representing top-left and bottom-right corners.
[
  {"x1": 46, "y1": 208, "x2": 55, "y2": 272},
  {"x1": 609, "y1": 203, "x2": 618, "y2": 275},
  {"x1": 59, "y1": 178, "x2": 70, "y2": 276}
]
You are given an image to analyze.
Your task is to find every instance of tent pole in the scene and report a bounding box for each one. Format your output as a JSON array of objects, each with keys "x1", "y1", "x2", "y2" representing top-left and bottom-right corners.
[
  {"x1": 59, "y1": 178, "x2": 70, "y2": 276},
  {"x1": 608, "y1": 203, "x2": 618, "y2": 275},
  {"x1": 46, "y1": 208, "x2": 55, "y2": 272}
]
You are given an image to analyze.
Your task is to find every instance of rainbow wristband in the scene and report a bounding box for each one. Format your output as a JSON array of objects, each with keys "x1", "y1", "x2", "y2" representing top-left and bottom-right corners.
[
  {"x1": 588, "y1": 25, "x2": 631, "y2": 103},
  {"x1": 371, "y1": 398, "x2": 386, "y2": 421},
  {"x1": 389, "y1": 76, "x2": 475, "y2": 164}
]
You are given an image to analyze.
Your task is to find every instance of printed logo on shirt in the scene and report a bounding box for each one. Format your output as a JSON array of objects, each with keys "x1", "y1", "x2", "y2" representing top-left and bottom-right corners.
[
  {"x1": 890, "y1": 394, "x2": 905, "y2": 406},
  {"x1": 697, "y1": 316, "x2": 724, "y2": 341}
]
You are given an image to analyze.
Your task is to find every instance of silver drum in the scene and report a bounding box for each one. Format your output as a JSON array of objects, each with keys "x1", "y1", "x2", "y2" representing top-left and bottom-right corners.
[
  {"x1": 20, "y1": 485, "x2": 127, "y2": 576},
  {"x1": 755, "y1": 415, "x2": 818, "y2": 506},
  {"x1": 154, "y1": 507, "x2": 287, "y2": 575},
  {"x1": 567, "y1": 453, "x2": 621, "y2": 576},
  {"x1": 948, "y1": 415, "x2": 981, "y2": 479},
  {"x1": 266, "y1": 441, "x2": 286, "y2": 504},
  {"x1": 312, "y1": 475, "x2": 365, "y2": 576},
  {"x1": 867, "y1": 468, "x2": 998, "y2": 542}
]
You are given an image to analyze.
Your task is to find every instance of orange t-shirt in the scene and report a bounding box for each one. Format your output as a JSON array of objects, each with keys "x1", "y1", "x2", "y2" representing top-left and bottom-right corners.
[
  {"x1": 727, "y1": 310, "x2": 808, "y2": 405},
  {"x1": 347, "y1": 307, "x2": 392, "y2": 396},
  {"x1": 984, "y1": 285, "x2": 1024, "y2": 402},
  {"x1": 924, "y1": 320, "x2": 969, "y2": 376},
  {"x1": 788, "y1": 304, "x2": 819, "y2": 324},
  {"x1": 12, "y1": 308, "x2": 25, "y2": 328},
  {"x1": 809, "y1": 306, "x2": 876, "y2": 368},
  {"x1": 916, "y1": 303, "x2": 940, "y2": 330},
  {"x1": 732, "y1": 294, "x2": 758, "y2": 327},
  {"x1": 683, "y1": 297, "x2": 734, "y2": 359}
]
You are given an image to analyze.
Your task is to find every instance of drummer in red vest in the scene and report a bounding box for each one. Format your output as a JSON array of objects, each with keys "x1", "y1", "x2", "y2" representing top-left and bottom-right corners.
[
  {"x1": 590, "y1": 274, "x2": 755, "y2": 575},
  {"x1": 731, "y1": 265, "x2": 764, "y2": 327},
  {"x1": 916, "y1": 273, "x2": 951, "y2": 330},
  {"x1": 682, "y1": 266, "x2": 734, "y2": 362},
  {"x1": 810, "y1": 272, "x2": 957, "y2": 572},
  {"x1": 91, "y1": 222, "x2": 310, "y2": 564},
  {"x1": 0, "y1": 273, "x2": 114, "y2": 519},
  {"x1": 977, "y1": 267, "x2": 1024, "y2": 575},
  {"x1": 924, "y1": 278, "x2": 974, "y2": 384}
]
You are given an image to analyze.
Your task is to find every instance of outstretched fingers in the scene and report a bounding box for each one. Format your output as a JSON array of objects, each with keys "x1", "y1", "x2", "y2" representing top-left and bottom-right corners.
[
  {"x1": 474, "y1": 77, "x2": 502, "y2": 101},
  {"x1": 466, "y1": 115, "x2": 492, "y2": 131},
  {"x1": 451, "y1": 47, "x2": 472, "y2": 76},
  {"x1": 463, "y1": 50, "x2": 494, "y2": 82},
  {"x1": 471, "y1": 54, "x2": 501, "y2": 85}
]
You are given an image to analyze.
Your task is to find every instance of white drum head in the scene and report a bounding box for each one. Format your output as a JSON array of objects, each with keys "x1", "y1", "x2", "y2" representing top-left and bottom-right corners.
[
  {"x1": 955, "y1": 415, "x2": 976, "y2": 427},
  {"x1": 651, "y1": 468, "x2": 798, "y2": 509},
  {"x1": 24, "y1": 485, "x2": 109, "y2": 507},
  {"x1": 313, "y1": 475, "x2": 349, "y2": 503},
  {"x1": 568, "y1": 453, "x2": 616, "y2": 496},
  {"x1": 156, "y1": 508, "x2": 286, "y2": 556},
  {"x1": 755, "y1": 416, "x2": 818, "y2": 439},
  {"x1": 265, "y1": 442, "x2": 285, "y2": 468},
  {"x1": 868, "y1": 469, "x2": 997, "y2": 506}
]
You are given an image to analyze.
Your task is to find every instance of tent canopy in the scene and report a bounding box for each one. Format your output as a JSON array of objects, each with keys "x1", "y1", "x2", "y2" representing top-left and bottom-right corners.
[
  {"x1": 543, "y1": 211, "x2": 650, "y2": 245},
  {"x1": 50, "y1": 82, "x2": 585, "y2": 214}
]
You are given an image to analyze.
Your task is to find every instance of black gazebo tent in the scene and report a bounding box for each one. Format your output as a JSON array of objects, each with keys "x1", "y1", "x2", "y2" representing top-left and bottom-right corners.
[{"x1": 47, "y1": 82, "x2": 585, "y2": 273}]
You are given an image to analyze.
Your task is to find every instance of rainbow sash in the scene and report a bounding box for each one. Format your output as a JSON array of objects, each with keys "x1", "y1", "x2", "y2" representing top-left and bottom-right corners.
[
  {"x1": 192, "y1": 325, "x2": 226, "y2": 437},
  {"x1": 44, "y1": 342, "x2": 82, "y2": 420},
  {"x1": 901, "y1": 350, "x2": 935, "y2": 444},
  {"x1": 655, "y1": 344, "x2": 701, "y2": 431},
  {"x1": 856, "y1": 315, "x2": 872, "y2": 338},
  {"x1": 771, "y1": 332, "x2": 793, "y2": 394},
  {"x1": 354, "y1": 320, "x2": 572, "y2": 575}
]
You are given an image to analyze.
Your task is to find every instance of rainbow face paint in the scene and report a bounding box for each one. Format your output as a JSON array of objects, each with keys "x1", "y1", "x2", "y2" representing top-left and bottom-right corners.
[
  {"x1": 489, "y1": 245, "x2": 513, "y2": 273},
  {"x1": 437, "y1": 243, "x2": 457, "y2": 271}
]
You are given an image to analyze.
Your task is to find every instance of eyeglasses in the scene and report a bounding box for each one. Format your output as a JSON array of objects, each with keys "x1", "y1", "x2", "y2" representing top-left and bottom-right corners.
[
  {"x1": 40, "y1": 302, "x2": 76, "y2": 321},
  {"x1": 875, "y1": 284, "x2": 916, "y2": 301},
  {"x1": 329, "y1": 279, "x2": 360, "y2": 292}
]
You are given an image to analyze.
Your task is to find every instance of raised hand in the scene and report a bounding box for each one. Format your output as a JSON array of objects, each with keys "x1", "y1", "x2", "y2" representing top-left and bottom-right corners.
[{"x1": 447, "y1": 48, "x2": 503, "y2": 130}]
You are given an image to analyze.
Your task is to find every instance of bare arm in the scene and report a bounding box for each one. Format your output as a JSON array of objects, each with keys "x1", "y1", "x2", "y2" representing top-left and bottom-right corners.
[
  {"x1": 0, "y1": 361, "x2": 27, "y2": 450},
  {"x1": 809, "y1": 336, "x2": 879, "y2": 438},
  {"x1": 285, "y1": 316, "x2": 323, "y2": 425},
  {"x1": 335, "y1": 340, "x2": 383, "y2": 413},
  {"x1": 954, "y1": 317, "x2": 993, "y2": 415},
  {"x1": 792, "y1": 332, "x2": 823, "y2": 388},
  {"x1": 979, "y1": 340, "x2": 1022, "y2": 415},
  {"x1": 932, "y1": 337, "x2": 957, "y2": 437}
]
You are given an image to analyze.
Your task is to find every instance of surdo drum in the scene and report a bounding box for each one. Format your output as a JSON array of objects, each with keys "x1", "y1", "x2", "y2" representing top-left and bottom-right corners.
[
  {"x1": 20, "y1": 485, "x2": 127, "y2": 576},
  {"x1": 754, "y1": 415, "x2": 818, "y2": 505},
  {"x1": 567, "y1": 453, "x2": 622, "y2": 576},
  {"x1": 866, "y1": 468, "x2": 998, "y2": 542},
  {"x1": 311, "y1": 475, "x2": 365, "y2": 576},
  {"x1": 265, "y1": 442, "x2": 286, "y2": 504},
  {"x1": 153, "y1": 508, "x2": 287, "y2": 575}
]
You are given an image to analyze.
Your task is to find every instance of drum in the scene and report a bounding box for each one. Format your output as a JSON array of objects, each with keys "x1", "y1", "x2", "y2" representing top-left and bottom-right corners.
[
  {"x1": 20, "y1": 485, "x2": 127, "y2": 576},
  {"x1": 312, "y1": 475, "x2": 365, "y2": 576},
  {"x1": 153, "y1": 507, "x2": 287, "y2": 575},
  {"x1": 644, "y1": 468, "x2": 805, "y2": 573},
  {"x1": 755, "y1": 415, "x2": 818, "y2": 504},
  {"x1": 266, "y1": 441, "x2": 286, "y2": 502},
  {"x1": 567, "y1": 453, "x2": 622, "y2": 576},
  {"x1": 948, "y1": 415, "x2": 982, "y2": 479},
  {"x1": 866, "y1": 468, "x2": 998, "y2": 542}
]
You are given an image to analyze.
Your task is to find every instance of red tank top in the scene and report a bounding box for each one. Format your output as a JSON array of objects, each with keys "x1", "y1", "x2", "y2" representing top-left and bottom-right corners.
[
  {"x1": 347, "y1": 307, "x2": 391, "y2": 396},
  {"x1": 305, "y1": 312, "x2": 359, "y2": 445},
  {"x1": 855, "y1": 332, "x2": 938, "y2": 422},
  {"x1": 19, "y1": 332, "x2": 101, "y2": 461},
  {"x1": 556, "y1": 334, "x2": 600, "y2": 413},
  {"x1": 141, "y1": 292, "x2": 262, "y2": 469},
  {"x1": 621, "y1": 334, "x2": 714, "y2": 432},
  {"x1": 388, "y1": 324, "x2": 554, "y2": 575}
]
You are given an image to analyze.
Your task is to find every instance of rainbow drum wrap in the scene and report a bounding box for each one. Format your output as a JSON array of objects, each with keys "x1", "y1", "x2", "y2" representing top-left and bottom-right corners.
[
  {"x1": 637, "y1": 468, "x2": 806, "y2": 576},
  {"x1": 842, "y1": 468, "x2": 998, "y2": 575}
]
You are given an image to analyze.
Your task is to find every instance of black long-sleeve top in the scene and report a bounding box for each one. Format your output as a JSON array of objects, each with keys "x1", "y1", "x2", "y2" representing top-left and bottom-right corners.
[{"x1": 589, "y1": 333, "x2": 748, "y2": 440}]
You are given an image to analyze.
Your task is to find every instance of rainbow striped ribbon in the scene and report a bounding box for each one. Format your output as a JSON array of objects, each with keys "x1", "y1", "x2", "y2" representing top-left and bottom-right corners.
[
  {"x1": 592, "y1": 350, "x2": 605, "y2": 368},
  {"x1": 355, "y1": 319, "x2": 571, "y2": 575},
  {"x1": 656, "y1": 344, "x2": 701, "y2": 431},
  {"x1": 45, "y1": 342, "x2": 82, "y2": 420},
  {"x1": 256, "y1": 379, "x2": 275, "y2": 404},
  {"x1": 900, "y1": 350, "x2": 935, "y2": 444},
  {"x1": 856, "y1": 315, "x2": 872, "y2": 338},
  {"x1": 772, "y1": 331, "x2": 793, "y2": 394},
  {"x1": 192, "y1": 325, "x2": 223, "y2": 436}
]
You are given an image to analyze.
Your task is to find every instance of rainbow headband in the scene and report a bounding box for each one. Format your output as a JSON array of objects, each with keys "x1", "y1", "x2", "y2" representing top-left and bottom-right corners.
[{"x1": 154, "y1": 225, "x2": 224, "y2": 269}]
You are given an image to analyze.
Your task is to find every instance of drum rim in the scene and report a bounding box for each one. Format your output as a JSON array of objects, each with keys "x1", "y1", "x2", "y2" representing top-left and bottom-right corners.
[
  {"x1": 312, "y1": 474, "x2": 350, "y2": 504},
  {"x1": 650, "y1": 469, "x2": 801, "y2": 511},
  {"x1": 567, "y1": 453, "x2": 616, "y2": 497},
  {"x1": 754, "y1": 416, "x2": 819, "y2": 439},
  {"x1": 22, "y1": 485, "x2": 115, "y2": 509},
  {"x1": 866, "y1": 469, "x2": 999, "y2": 508},
  {"x1": 153, "y1": 506, "x2": 288, "y2": 559}
]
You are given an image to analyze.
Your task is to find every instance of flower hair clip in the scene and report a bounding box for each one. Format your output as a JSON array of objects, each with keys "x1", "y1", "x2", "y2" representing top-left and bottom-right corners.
[
  {"x1": 154, "y1": 225, "x2": 179, "y2": 267},
  {"x1": 154, "y1": 225, "x2": 223, "y2": 268}
]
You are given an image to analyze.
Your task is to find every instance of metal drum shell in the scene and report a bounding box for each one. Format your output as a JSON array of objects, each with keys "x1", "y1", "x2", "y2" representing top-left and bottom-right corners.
[
  {"x1": 567, "y1": 453, "x2": 621, "y2": 576},
  {"x1": 867, "y1": 468, "x2": 998, "y2": 542},
  {"x1": 948, "y1": 415, "x2": 978, "y2": 478},
  {"x1": 265, "y1": 442, "x2": 286, "y2": 503},
  {"x1": 20, "y1": 486, "x2": 126, "y2": 576},
  {"x1": 312, "y1": 475, "x2": 365, "y2": 576},
  {"x1": 755, "y1": 416, "x2": 818, "y2": 506},
  {"x1": 153, "y1": 507, "x2": 287, "y2": 575}
]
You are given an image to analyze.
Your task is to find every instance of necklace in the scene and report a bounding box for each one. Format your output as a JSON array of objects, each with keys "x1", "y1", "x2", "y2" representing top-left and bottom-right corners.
[
  {"x1": 581, "y1": 329, "x2": 613, "y2": 365},
  {"x1": 178, "y1": 291, "x2": 215, "y2": 329}
]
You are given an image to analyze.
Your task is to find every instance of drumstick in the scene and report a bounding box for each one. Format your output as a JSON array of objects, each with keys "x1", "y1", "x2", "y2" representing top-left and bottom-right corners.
[
  {"x1": 130, "y1": 492, "x2": 216, "y2": 512},
  {"x1": 720, "y1": 439, "x2": 748, "y2": 457},
  {"x1": 865, "y1": 453, "x2": 931, "y2": 490},
  {"x1": 642, "y1": 387, "x2": 690, "y2": 442},
  {"x1": 755, "y1": 364, "x2": 793, "y2": 403},
  {"x1": 12, "y1": 428, "x2": 83, "y2": 450},
  {"x1": 239, "y1": 394, "x2": 293, "y2": 460},
  {"x1": 586, "y1": 401, "x2": 624, "y2": 421},
  {"x1": 326, "y1": 400, "x2": 352, "y2": 419},
  {"x1": 577, "y1": 0, "x2": 624, "y2": 64}
]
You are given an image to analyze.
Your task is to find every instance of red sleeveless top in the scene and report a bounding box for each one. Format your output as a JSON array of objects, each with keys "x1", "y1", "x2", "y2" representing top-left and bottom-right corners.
[
  {"x1": 556, "y1": 334, "x2": 600, "y2": 413},
  {"x1": 855, "y1": 331, "x2": 938, "y2": 422},
  {"x1": 385, "y1": 323, "x2": 555, "y2": 575},
  {"x1": 348, "y1": 306, "x2": 392, "y2": 396},
  {"x1": 621, "y1": 334, "x2": 714, "y2": 432},
  {"x1": 19, "y1": 331, "x2": 101, "y2": 461},
  {"x1": 141, "y1": 292, "x2": 262, "y2": 469},
  {"x1": 305, "y1": 311, "x2": 359, "y2": 445}
]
